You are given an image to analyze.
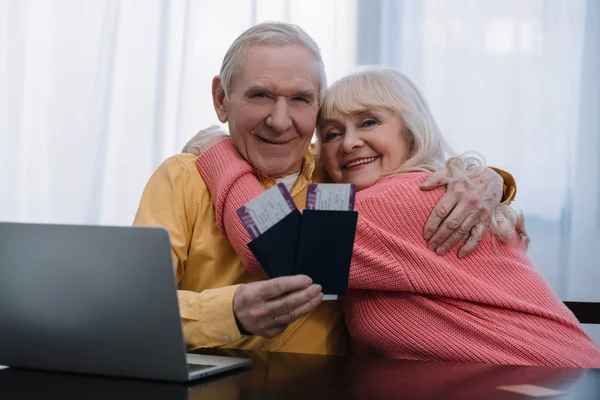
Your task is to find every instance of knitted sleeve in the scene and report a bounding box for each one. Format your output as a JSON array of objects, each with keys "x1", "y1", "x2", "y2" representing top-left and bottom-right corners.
[
  {"x1": 195, "y1": 139, "x2": 266, "y2": 278},
  {"x1": 195, "y1": 139, "x2": 413, "y2": 290}
]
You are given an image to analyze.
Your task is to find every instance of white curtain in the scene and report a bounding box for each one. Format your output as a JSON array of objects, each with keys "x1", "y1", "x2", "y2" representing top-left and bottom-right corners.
[
  {"x1": 1, "y1": 0, "x2": 598, "y2": 305},
  {"x1": 0, "y1": 0, "x2": 356, "y2": 226},
  {"x1": 360, "y1": 0, "x2": 600, "y2": 303}
]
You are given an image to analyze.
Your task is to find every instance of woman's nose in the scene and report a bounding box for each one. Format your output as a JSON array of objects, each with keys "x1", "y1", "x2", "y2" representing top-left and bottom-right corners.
[{"x1": 341, "y1": 129, "x2": 363, "y2": 153}]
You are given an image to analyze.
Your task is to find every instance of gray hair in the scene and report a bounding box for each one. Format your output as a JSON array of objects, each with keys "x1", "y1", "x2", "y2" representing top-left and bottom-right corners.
[
  {"x1": 319, "y1": 65, "x2": 453, "y2": 172},
  {"x1": 219, "y1": 21, "x2": 327, "y2": 104},
  {"x1": 319, "y1": 66, "x2": 529, "y2": 245}
]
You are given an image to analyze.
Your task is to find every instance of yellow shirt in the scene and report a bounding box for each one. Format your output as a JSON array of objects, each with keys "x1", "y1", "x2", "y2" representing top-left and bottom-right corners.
[{"x1": 133, "y1": 149, "x2": 349, "y2": 355}]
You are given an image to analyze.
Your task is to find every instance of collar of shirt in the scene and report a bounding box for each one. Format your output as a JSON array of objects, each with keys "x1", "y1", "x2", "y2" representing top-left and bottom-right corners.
[{"x1": 254, "y1": 147, "x2": 317, "y2": 197}]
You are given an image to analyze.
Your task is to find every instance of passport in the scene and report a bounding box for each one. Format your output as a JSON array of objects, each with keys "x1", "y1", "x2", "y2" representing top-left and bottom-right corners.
[{"x1": 238, "y1": 183, "x2": 357, "y2": 298}]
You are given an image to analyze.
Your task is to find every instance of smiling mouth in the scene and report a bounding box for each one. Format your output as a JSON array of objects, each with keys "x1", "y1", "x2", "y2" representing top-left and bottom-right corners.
[
  {"x1": 344, "y1": 156, "x2": 380, "y2": 169},
  {"x1": 256, "y1": 136, "x2": 293, "y2": 145}
]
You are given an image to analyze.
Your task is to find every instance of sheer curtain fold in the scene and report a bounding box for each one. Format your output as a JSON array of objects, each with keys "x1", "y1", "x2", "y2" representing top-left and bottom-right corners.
[{"x1": 567, "y1": 0, "x2": 600, "y2": 301}]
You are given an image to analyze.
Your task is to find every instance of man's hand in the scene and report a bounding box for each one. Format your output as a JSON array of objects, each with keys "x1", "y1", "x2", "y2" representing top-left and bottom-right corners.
[
  {"x1": 182, "y1": 125, "x2": 229, "y2": 156},
  {"x1": 420, "y1": 167, "x2": 503, "y2": 258},
  {"x1": 233, "y1": 275, "x2": 323, "y2": 338}
]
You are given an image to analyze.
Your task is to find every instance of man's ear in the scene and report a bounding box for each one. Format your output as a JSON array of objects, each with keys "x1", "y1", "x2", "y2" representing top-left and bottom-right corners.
[{"x1": 212, "y1": 76, "x2": 228, "y2": 123}]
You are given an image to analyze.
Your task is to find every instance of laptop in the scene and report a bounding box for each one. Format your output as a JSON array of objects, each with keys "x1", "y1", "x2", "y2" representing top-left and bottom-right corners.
[{"x1": 0, "y1": 222, "x2": 252, "y2": 382}]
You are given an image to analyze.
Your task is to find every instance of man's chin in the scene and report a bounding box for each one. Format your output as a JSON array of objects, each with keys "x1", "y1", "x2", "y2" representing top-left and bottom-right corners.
[{"x1": 252, "y1": 158, "x2": 302, "y2": 179}]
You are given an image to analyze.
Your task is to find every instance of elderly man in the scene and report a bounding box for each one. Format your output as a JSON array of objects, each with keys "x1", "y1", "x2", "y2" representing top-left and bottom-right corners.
[{"x1": 133, "y1": 22, "x2": 515, "y2": 354}]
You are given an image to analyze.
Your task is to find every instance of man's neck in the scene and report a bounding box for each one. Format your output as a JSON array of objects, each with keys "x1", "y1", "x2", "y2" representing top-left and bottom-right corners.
[{"x1": 275, "y1": 172, "x2": 301, "y2": 191}]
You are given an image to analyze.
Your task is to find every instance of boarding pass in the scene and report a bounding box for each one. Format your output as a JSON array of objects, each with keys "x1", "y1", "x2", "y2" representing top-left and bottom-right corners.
[
  {"x1": 305, "y1": 184, "x2": 356, "y2": 211},
  {"x1": 236, "y1": 183, "x2": 297, "y2": 239}
]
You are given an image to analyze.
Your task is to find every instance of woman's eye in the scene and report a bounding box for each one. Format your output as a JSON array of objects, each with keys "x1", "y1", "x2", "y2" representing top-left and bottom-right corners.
[
  {"x1": 361, "y1": 119, "x2": 379, "y2": 127},
  {"x1": 323, "y1": 131, "x2": 342, "y2": 142}
]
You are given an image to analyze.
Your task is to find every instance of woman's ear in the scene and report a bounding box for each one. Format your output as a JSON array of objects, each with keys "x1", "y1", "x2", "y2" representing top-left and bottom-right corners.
[{"x1": 212, "y1": 76, "x2": 228, "y2": 123}]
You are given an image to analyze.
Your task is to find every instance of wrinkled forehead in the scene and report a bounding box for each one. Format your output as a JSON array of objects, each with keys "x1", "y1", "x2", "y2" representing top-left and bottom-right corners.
[{"x1": 233, "y1": 44, "x2": 320, "y2": 94}]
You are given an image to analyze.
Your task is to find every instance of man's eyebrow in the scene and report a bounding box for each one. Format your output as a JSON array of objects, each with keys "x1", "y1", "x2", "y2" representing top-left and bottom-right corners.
[
  {"x1": 243, "y1": 86, "x2": 316, "y2": 100},
  {"x1": 244, "y1": 85, "x2": 271, "y2": 95}
]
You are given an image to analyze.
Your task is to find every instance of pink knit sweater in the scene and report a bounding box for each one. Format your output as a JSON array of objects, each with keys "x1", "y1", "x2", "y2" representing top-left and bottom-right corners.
[{"x1": 196, "y1": 139, "x2": 600, "y2": 368}]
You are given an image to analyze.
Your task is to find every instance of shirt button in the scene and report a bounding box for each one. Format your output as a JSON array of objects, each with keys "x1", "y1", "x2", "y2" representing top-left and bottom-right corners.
[{"x1": 222, "y1": 336, "x2": 229, "y2": 341}]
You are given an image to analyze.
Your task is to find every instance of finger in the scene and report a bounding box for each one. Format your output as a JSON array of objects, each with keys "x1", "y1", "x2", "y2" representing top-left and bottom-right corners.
[
  {"x1": 420, "y1": 171, "x2": 448, "y2": 191},
  {"x1": 184, "y1": 144, "x2": 202, "y2": 156},
  {"x1": 279, "y1": 291, "x2": 324, "y2": 327},
  {"x1": 428, "y1": 201, "x2": 473, "y2": 252},
  {"x1": 182, "y1": 141, "x2": 199, "y2": 154},
  {"x1": 424, "y1": 192, "x2": 458, "y2": 240},
  {"x1": 458, "y1": 222, "x2": 487, "y2": 258},
  {"x1": 258, "y1": 275, "x2": 313, "y2": 301},
  {"x1": 267, "y1": 283, "x2": 322, "y2": 319},
  {"x1": 269, "y1": 287, "x2": 324, "y2": 327},
  {"x1": 182, "y1": 133, "x2": 204, "y2": 154},
  {"x1": 181, "y1": 125, "x2": 226, "y2": 153},
  {"x1": 435, "y1": 212, "x2": 479, "y2": 255},
  {"x1": 183, "y1": 127, "x2": 215, "y2": 152}
]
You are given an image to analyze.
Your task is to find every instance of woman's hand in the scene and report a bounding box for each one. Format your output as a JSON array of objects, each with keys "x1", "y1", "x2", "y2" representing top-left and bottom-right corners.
[
  {"x1": 182, "y1": 125, "x2": 229, "y2": 156},
  {"x1": 420, "y1": 168, "x2": 503, "y2": 258}
]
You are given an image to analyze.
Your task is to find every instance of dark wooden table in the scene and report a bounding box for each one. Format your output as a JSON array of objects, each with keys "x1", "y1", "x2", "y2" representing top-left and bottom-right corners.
[{"x1": 0, "y1": 348, "x2": 598, "y2": 399}]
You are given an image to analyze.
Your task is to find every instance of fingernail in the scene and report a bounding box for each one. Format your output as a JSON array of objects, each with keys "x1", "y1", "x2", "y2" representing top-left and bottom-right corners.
[
  {"x1": 315, "y1": 284, "x2": 322, "y2": 292},
  {"x1": 424, "y1": 231, "x2": 432, "y2": 240},
  {"x1": 428, "y1": 242, "x2": 437, "y2": 251},
  {"x1": 436, "y1": 247, "x2": 446, "y2": 255},
  {"x1": 458, "y1": 251, "x2": 465, "y2": 258}
]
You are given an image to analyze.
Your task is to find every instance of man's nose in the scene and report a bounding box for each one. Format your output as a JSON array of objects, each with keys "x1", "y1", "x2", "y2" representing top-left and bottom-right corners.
[
  {"x1": 266, "y1": 98, "x2": 293, "y2": 133},
  {"x1": 341, "y1": 128, "x2": 363, "y2": 153}
]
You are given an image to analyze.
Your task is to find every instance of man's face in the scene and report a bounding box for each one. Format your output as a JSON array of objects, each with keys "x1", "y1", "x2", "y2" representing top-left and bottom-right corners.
[{"x1": 218, "y1": 44, "x2": 320, "y2": 178}]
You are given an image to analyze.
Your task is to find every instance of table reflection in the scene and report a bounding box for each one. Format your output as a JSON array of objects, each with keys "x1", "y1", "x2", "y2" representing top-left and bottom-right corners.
[{"x1": 0, "y1": 349, "x2": 595, "y2": 400}]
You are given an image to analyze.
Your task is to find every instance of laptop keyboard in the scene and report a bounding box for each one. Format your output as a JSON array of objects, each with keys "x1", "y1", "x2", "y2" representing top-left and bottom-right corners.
[{"x1": 187, "y1": 363, "x2": 216, "y2": 373}]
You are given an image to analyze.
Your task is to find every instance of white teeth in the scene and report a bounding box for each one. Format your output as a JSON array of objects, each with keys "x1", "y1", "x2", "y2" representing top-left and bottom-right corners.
[{"x1": 346, "y1": 157, "x2": 378, "y2": 168}]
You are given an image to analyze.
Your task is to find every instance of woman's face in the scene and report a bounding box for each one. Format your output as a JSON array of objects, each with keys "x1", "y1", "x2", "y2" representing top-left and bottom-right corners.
[{"x1": 318, "y1": 108, "x2": 411, "y2": 191}]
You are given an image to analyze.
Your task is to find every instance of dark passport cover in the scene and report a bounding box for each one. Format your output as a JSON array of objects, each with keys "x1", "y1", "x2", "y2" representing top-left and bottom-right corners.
[
  {"x1": 247, "y1": 209, "x2": 302, "y2": 278},
  {"x1": 294, "y1": 210, "x2": 358, "y2": 297}
]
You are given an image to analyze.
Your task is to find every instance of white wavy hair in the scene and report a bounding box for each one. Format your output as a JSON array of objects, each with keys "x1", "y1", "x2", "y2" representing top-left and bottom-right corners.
[
  {"x1": 318, "y1": 66, "x2": 529, "y2": 245},
  {"x1": 218, "y1": 21, "x2": 327, "y2": 105}
]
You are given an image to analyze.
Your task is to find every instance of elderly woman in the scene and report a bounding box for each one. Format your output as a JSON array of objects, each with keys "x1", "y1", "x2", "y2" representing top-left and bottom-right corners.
[{"x1": 191, "y1": 66, "x2": 600, "y2": 367}]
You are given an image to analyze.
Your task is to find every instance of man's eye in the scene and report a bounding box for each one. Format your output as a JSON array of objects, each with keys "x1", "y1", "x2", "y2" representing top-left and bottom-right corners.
[
  {"x1": 361, "y1": 119, "x2": 379, "y2": 127},
  {"x1": 251, "y1": 92, "x2": 268, "y2": 99},
  {"x1": 291, "y1": 96, "x2": 308, "y2": 103}
]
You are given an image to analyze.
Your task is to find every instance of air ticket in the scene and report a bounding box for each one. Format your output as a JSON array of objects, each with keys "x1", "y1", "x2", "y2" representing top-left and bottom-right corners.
[
  {"x1": 305, "y1": 184, "x2": 356, "y2": 211},
  {"x1": 236, "y1": 183, "x2": 297, "y2": 239}
]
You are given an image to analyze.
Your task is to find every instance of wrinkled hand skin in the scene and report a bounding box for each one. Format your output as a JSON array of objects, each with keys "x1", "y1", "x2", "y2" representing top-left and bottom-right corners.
[
  {"x1": 420, "y1": 167, "x2": 503, "y2": 258},
  {"x1": 233, "y1": 275, "x2": 323, "y2": 338},
  {"x1": 182, "y1": 125, "x2": 229, "y2": 156}
]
